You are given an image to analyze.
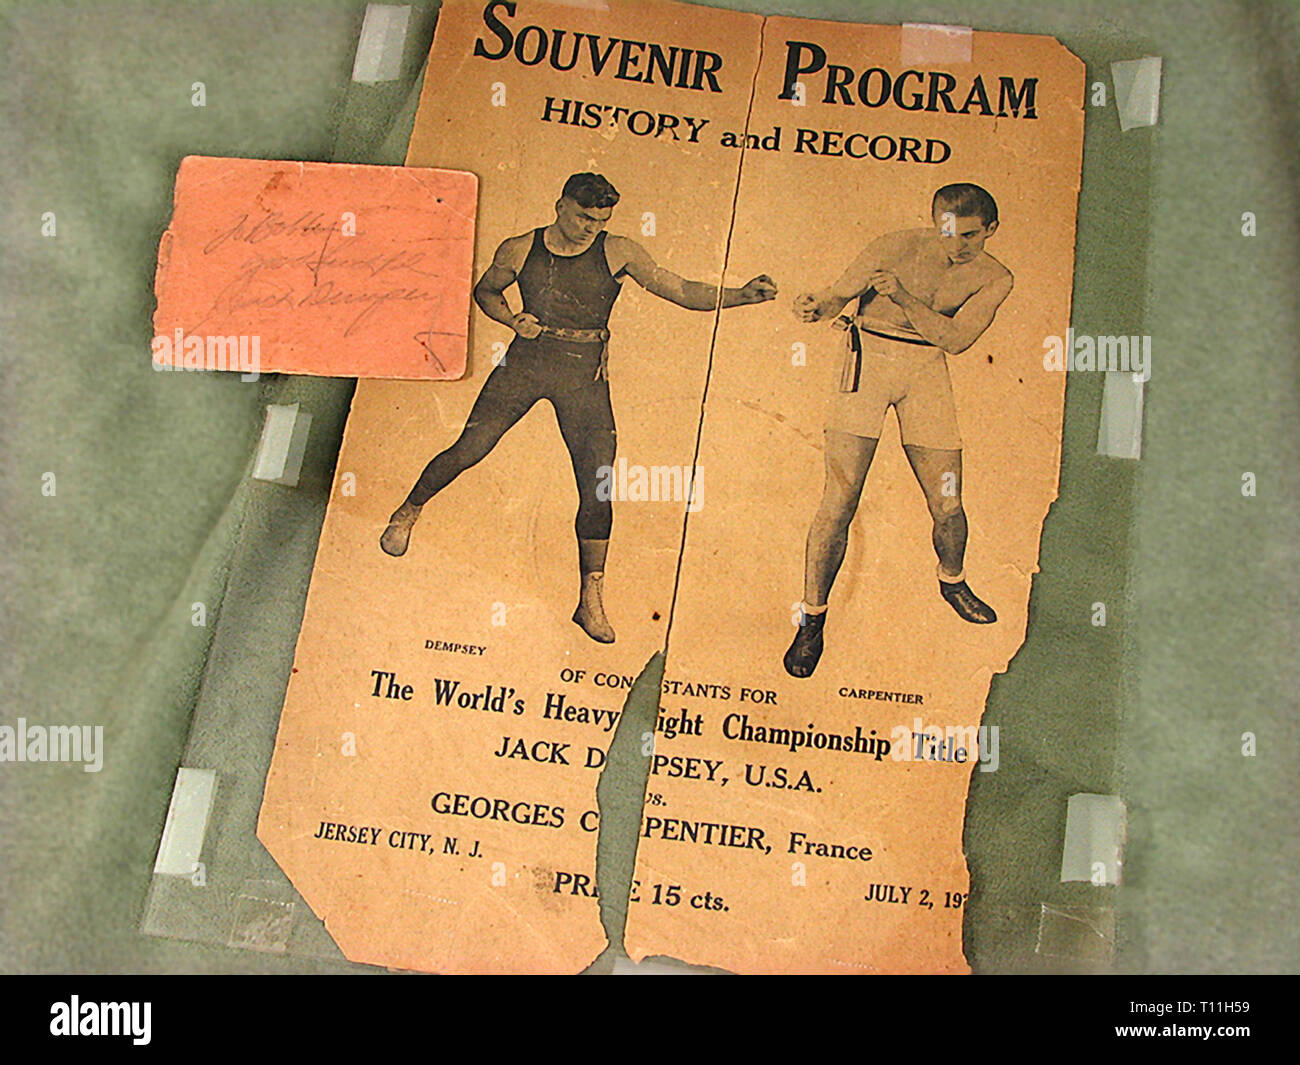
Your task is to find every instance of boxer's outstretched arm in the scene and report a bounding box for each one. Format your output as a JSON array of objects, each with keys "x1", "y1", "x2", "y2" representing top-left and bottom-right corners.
[{"x1": 614, "y1": 237, "x2": 776, "y2": 310}]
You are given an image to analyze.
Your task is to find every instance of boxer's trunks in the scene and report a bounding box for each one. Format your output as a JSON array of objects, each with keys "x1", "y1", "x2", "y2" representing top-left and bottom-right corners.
[{"x1": 826, "y1": 322, "x2": 963, "y2": 450}]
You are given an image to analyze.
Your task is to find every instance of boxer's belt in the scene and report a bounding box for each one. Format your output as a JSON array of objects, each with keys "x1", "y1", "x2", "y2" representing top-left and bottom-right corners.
[
  {"x1": 538, "y1": 325, "x2": 610, "y2": 343},
  {"x1": 844, "y1": 317, "x2": 931, "y2": 347},
  {"x1": 833, "y1": 316, "x2": 931, "y2": 393},
  {"x1": 534, "y1": 324, "x2": 611, "y2": 381}
]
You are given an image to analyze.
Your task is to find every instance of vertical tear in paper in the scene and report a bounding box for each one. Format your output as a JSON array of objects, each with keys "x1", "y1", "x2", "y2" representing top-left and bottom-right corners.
[
  {"x1": 593, "y1": 653, "x2": 662, "y2": 966},
  {"x1": 1111, "y1": 56, "x2": 1162, "y2": 131}
]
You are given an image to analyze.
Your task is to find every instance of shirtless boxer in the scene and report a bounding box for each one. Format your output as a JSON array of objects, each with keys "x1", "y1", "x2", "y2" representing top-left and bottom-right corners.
[
  {"x1": 381, "y1": 172, "x2": 776, "y2": 644},
  {"x1": 784, "y1": 183, "x2": 1013, "y2": 678}
]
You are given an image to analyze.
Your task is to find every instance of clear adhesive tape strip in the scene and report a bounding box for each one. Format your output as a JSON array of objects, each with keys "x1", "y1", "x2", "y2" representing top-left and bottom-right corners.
[
  {"x1": 153, "y1": 767, "x2": 217, "y2": 877},
  {"x1": 1112, "y1": 56, "x2": 1162, "y2": 131},
  {"x1": 1097, "y1": 371, "x2": 1145, "y2": 460},
  {"x1": 351, "y1": 4, "x2": 413, "y2": 85},
  {"x1": 901, "y1": 23, "x2": 973, "y2": 65},
  {"x1": 1059, "y1": 793, "x2": 1127, "y2": 885},
  {"x1": 252, "y1": 403, "x2": 313, "y2": 487}
]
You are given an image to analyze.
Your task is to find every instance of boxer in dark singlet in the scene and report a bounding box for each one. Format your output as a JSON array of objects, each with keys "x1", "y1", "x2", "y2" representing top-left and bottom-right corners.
[{"x1": 381, "y1": 172, "x2": 776, "y2": 643}]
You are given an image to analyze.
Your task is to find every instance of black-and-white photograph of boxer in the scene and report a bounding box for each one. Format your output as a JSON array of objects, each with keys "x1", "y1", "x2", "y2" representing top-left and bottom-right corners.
[
  {"x1": 381, "y1": 171, "x2": 777, "y2": 644},
  {"x1": 785, "y1": 183, "x2": 1014, "y2": 678}
]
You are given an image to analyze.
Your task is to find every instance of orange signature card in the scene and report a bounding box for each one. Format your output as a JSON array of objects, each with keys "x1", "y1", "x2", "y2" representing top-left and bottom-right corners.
[{"x1": 152, "y1": 156, "x2": 476, "y2": 379}]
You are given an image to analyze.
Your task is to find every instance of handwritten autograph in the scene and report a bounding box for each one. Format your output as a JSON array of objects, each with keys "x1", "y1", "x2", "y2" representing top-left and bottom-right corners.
[{"x1": 193, "y1": 209, "x2": 453, "y2": 339}]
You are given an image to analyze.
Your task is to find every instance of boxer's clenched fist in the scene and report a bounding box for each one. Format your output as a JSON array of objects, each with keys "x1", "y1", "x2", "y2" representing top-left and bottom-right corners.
[
  {"x1": 511, "y1": 312, "x2": 543, "y2": 339},
  {"x1": 741, "y1": 274, "x2": 779, "y2": 304},
  {"x1": 794, "y1": 292, "x2": 824, "y2": 322},
  {"x1": 868, "y1": 269, "x2": 903, "y2": 299}
]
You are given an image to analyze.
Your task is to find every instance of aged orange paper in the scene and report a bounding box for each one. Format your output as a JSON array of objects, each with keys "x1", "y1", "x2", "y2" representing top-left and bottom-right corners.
[
  {"x1": 624, "y1": 19, "x2": 1084, "y2": 972},
  {"x1": 152, "y1": 156, "x2": 476, "y2": 379},
  {"x1": 258, "y1": 0, "x2": 766, "y2": 972},
  {"x1": 258, "y1": 0, "x2": 1083, "y2": 975}
]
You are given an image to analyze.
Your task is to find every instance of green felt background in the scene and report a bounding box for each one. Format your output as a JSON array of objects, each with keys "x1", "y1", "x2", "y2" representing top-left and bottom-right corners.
[{"x1": 0, "y1": 0, "x2": 1295, "y2": 974}]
